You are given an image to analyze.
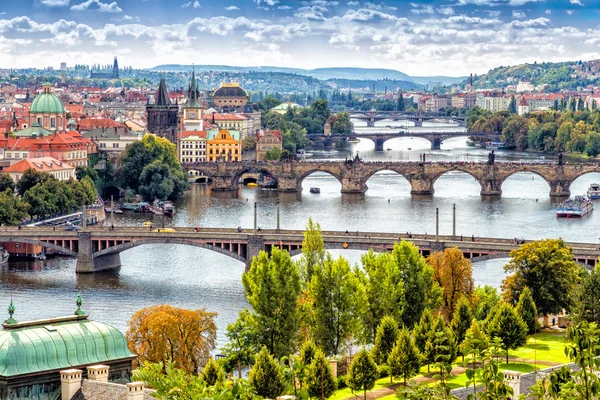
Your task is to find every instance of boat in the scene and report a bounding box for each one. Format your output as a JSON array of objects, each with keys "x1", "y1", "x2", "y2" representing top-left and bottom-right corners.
[
  {"x1": 104, "y1": 207, "x2": 124, "y2": 214},
  {"x1": 486, "y1": 141, "x2": 506, "y2": 150},
  {"x1": 556, "y1": 195, "x2": 593, "y2": 218},
  {"x1": 386, "y1": 148, "x2": 392, "y2": 151},
  {"x1": 247, "y1": 182, "x2": 259, "y2": 187},
  {"x1": 347, "y1": 138, "x2": 360, "y2": 144},
  {"x1": 144, "y1": 221, "x2": 152, "y2": 226},
  {"x1": 0, "y1": 247, "x2": 8, "y2": 265},
  {"x1": 587, "y1": 184, "x2": 600, "y2": 199},
  {"x1": 137, "y1": 202, "x2": 151, "y2": 213},
  {"x1": 122, "y1": 203, "x2": 140, "y2": 211},
  {"x1": 310, "y1": 187, "x2": 320, "y2": 194},
  {"x1": 162, "y1": 201, "x2": 175, "y2": 216},
  {"x1": 407, "y1": 147, "x2": 412, "y2": 150}
]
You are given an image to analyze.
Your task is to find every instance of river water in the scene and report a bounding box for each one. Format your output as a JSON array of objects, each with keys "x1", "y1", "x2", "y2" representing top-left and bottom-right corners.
[{"x1": 2, "y1": 121, "x2": 599, "y2": 347}]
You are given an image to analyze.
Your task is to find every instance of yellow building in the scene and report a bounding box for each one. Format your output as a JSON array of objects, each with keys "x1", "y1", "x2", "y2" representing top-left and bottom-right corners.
[{"x1": 207, "y1": 129, "x2": 241, "y2": 162}]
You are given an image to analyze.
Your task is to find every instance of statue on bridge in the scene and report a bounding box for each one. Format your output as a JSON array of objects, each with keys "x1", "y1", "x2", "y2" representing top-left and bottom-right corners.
[
  {"x1": 487, "y1": 150, "x2": 495, "y2": 165},
  {"x1": 558, "y1": 152, "x2": 564, "y2": 166}
]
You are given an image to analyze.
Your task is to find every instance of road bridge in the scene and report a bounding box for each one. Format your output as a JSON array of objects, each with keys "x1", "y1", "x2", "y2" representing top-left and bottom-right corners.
[
  {"x1": 349, "y1": 111, "x2": 466, "y2": 127},
  {"x1": 182, "y1": 160, "x2": 600, "y2": 197},
  {"x1": 0, "y1": 227, "x2": 597, "y2": 273}
]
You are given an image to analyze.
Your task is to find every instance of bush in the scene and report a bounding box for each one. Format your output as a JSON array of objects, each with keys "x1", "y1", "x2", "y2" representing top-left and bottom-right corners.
[
  {"x1": 377, "y1": 365, "x2": 389, "y2": 379},
  {"x1": 336, "y1": 375, "x2": 347, "y2": 389}
]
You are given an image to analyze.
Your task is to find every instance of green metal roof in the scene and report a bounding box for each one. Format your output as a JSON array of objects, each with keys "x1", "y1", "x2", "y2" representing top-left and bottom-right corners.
[
  {"x1": 14, "y1": 122, "x2": 52, "y2": 137},
  {"x1": 30, "y1": 92, "x2": 66, "y2": 114},
  {"x1": 0, "y1": 316, "x2": 134, "y2": 377}
]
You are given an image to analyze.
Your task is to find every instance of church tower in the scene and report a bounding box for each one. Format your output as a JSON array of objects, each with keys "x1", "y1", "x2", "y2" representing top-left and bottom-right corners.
[
  {"x1": 112, "y1": 56, "x2": 119, "y2": 79},
  {"x1": 146, "y1": 79, "x2": 179, "y2": 143},
  {"x1": 182, "y1": 69, "x2": 203, "y2": 131}
]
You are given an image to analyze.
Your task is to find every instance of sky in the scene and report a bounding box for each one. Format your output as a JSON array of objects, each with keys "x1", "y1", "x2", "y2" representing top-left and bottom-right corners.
[{"x1": 0, "y1": 0, "x2": 599, "y2": 77}]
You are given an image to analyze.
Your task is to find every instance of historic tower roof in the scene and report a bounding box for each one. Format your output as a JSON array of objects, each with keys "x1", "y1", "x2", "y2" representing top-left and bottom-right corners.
[
  {"x1": 30, "y1": 83, "x2": 66, "y2": 114},
  {"x1": 155, "y1": 79, "x2": 171, "y2": 106},
  {"x1": 211, "y1": 82, "x2": 248, "y2": 99},
  {"x1": 185, "y1": 69, "x2": 201, "y2": 108}
]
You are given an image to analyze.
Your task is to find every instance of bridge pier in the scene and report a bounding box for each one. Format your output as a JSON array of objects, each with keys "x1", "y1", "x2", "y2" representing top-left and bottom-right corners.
[
  {"x1": 211, "y1": 175, "x2": 237, "y2": 191},
  {"x1": 367, "y1": 120, "x2": 375, "y2": 128},
  {"x1": 76, "y1": 232, "x2": 121, "y2": 273},
  {"x1": 277, "y1": 175, "x2": 300, "y2": 192},
  {"x1": 409, "y1": 178, "x2": 435, "y2": 195},
  {"x1": 550, "y1": 180, "x2": 571, "y2": 198},
  {"x1": 480, "y1": 178, "x2": 502, "y2": 196},
  {"x1": 374, "y1": 138, "x2": 385, "y2": 152},
  {"x1": 431, "y1": 138, "x2": 441, "y2": 150},
  {"x1": 341, "y1": 178, "x2": 368, "y2": 193},
  {"x1": 414, "y1": 120, "x2": 423, "y2": 127},
  {"x1": 246, "y1": 235, "x2": 265, "y2": 271}
]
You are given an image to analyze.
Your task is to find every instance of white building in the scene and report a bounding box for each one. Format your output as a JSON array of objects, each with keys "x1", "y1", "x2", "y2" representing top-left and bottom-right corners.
[
  {"x1": 82, "y1": 127, "x2": 143, "y2": 161},
  {"x1": 179, "y1": 130, "x2": 207, "y2": 163}
]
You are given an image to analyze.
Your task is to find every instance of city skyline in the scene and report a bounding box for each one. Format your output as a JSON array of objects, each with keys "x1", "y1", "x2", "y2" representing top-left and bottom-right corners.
[{"x1": 0, "y1": 0, "x2": 599, "y2": 77}]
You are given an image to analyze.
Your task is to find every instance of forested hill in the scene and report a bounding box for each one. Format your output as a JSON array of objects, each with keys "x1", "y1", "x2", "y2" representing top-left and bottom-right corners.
[{"x1": 470, "y1": 59, "x2": 600, "y2": 91}]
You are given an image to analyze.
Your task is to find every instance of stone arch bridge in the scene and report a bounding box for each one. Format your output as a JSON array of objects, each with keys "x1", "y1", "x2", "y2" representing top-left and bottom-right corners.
[
  {"x1": 0, "y1": 227, "x2": 597, "y2": 273},
  {"x1": 183, "y1": 161, "x2": 600, "y2": 197}
]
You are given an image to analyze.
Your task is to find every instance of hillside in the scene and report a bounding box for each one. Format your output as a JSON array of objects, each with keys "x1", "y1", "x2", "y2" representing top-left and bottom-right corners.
[{"x1": 469, "y1": 59, "x2": 600, "y2": 91}]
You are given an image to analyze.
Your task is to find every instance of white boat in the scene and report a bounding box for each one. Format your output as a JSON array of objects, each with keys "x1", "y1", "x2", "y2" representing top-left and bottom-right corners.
[
  {"x1": 347, "y1": 138, "x2": 360, "y2": 144},
  {"x1": 0, "y1": 247, "x2": 8, "y2": 265},
  {"x1": 556, "y1": 195, "x2": 593, "y2": 218},
  {"x1": 587, "y1": 183, "x2": 600, "y2": 199}
]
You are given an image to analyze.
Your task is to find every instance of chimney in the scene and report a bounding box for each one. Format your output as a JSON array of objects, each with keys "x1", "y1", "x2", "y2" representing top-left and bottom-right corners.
[
  {"x1": 127, "y1": 382, "x2": 145, "y2": 400},
  {"x1": 503, "y1": 370, "x2": 521, "y2": 399},
  {"x1": 86, "y1": 365, "x2": 109, "y2": 382},
  {"x1": 61, "y1": 369, "x2": 83, "y2": 400}
]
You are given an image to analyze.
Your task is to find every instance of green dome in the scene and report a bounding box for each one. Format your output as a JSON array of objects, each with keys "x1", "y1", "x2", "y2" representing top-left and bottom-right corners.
[
  {"x1": 0, "y1": 315, "x2": 134, "y2": 377},
  {"x1": 30, "y1": 85, "x2": 66, "y2": 114}
]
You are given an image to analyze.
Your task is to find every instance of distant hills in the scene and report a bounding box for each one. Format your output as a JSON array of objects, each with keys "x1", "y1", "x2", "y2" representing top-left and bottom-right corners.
[{"x1": 150, "y1": 64, "x2": 465, "y2": 86}]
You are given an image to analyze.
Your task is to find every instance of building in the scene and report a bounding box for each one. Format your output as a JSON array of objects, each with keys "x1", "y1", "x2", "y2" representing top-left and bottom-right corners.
[
  {"x1": 3, "y1": 157, "x2": 76, "y2": 182},
  {"x1": 210, "y1": 82, "x2": 249, "y2": 109},
  {"x1": 82, "y1": 127, "x2": 143, "y2": 161},
  {"x1": 204, "y1": 113, "x2": 251, "y2": 139},
  {"x1": 255, "y1": 130, "x2": 282, "y2": 161},
  {"x1": 476, "y1": 93, "x2": 509, "y2": 112},
  {"x1": 182, "y1": 70, "x2": 203, "y2": 132},
  {"x1": 29, "y1": 82, "x2": 67, "y2": 132},
  {"x1": 271, "y1": 102, "x2": 303, "y2": 115},
  {"x1": 424, "y1": 95, "x2": 450, "y2": 112},
  {"x1": 179, "y1": 130, "x2": 206, "y2": 163},
  {"x1": 206, "y1": 129, "x2": 241, "y2": 162},
  {"x1": 518, "y1": 97, "x2": 530, "y2": 115},
  {"x1": 146, "y1": 79, "x2": 179, "y2": 144},
  {"x1": 516, "y1": 80, "x2": 535, "y2": 93},
  {"x1": 90, "y1": 56, "x2": 119, "y2": 79},
  {"x1": 0, "y1": 296, "x2": 135, "y2": 398}
]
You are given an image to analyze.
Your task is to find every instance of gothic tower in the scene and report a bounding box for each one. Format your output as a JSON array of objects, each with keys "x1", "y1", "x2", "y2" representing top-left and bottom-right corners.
[
  {"x1": 112, "y1": 56, "x2": 119, "y2": 79},
  {"x1": 146, "y1": 79, "x2": 179, "y2": 143}
]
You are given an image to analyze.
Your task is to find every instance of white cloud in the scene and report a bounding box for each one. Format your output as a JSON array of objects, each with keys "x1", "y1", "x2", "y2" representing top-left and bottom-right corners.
[
  {"x1": 253, "y1": 0, "x2": 279, "y2": 6},
  {"x1": 193, "y1": 1, "x2": 201, "y2": 8},
  {"x1": 182, "y1": 2, "x2": 191, "y2": 7},
  {"x1": 512, "y1": 10, "x2": 526, "y2": 18},
  {"x1": 278, "y1": 5, "x2": 292, "y2": 10},
  {"x1": 410, "y1": 4, "x2": 435, "y2": 14},
  {"x1": 570, "y1": 0, "x2": 583, "y2": 5},
  {"x1": 70, "y1": 0, "x2": 122, "y2": 12},
  {"x1": 545, "y1": 9, "x2": 551, "y2": 14},
  {"x1": 566, "y1": 9, "x2": 574, "y2": 14},
  {"x1": 40, "y1": 0, "x2": 70, "y2": 6},
  {"x1": 225, "y1": 5, "x2": 239, "y2": 10},
  {"x1": 182, "y1": 1, "x2": 200, "y2": 8},
  {"x1": 294, "y1": 5, "x2": 328, "y2": 20},
  {"x1": 437, "y1": 6, "x2": 455, "y2": 15},
  {"x1": 347, "y1": 1, "x2": 359, "y2": 4},
  {"x1": 454, "y1": 0, "x2": 543, "y2": 5}
]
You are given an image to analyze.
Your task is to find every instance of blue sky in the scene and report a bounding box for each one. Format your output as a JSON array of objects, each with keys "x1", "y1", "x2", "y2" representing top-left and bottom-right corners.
[{"x1": 0, "y1": 0, "x2": 598, "y2": 76}]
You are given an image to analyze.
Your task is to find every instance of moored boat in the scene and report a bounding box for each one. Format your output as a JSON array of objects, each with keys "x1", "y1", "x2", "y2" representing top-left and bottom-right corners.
[
  {"x1": 310, "y1": 187, "x2": 320, "y2": 194},
  {"x1": 556, "y1": 195, "x2": 593, "y2": 218},
  {"x1": 0, "y1": 247, "x2": 8, "y2": 265},
  {"x1": 122, "y1": 203, "x2": 140, "y2": 211},
  {"x1": 587, "y1": 184, "x2": 600, "y2": 199},
  {"x1": 347, "y1": 138, "x2": 360, "y2": 144},
  {"x1": 162, "y1": 201, "x2": 175, "y2": 216}
]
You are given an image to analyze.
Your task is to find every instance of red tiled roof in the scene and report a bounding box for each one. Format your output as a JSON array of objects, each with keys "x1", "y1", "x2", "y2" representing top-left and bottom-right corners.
[
  {"x1": 4, "y1": 157, "x2": 75, "y2": 174},
  {"x1": 181, "y1": 130, "x2": 206, "y2": 139}
]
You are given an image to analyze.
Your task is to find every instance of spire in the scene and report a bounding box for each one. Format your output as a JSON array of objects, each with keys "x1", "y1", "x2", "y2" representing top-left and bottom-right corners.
[
  {"x1": 185, "y1": 68, "x2": 200, "y2": 108},
  {"x1": 75, "y1": 293, "x2": 86, "y2": 316},
  {"x1": 156, "y1": 79, "x2": 170, "y2": 106},
  {"x1": 4, "y1": 300, "x2": 17, "y2": 325}
]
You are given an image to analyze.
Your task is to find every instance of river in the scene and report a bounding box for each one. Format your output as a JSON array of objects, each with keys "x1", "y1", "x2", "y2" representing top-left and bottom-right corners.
[{"x1": 1, "y1": 121, "x2": 599, "y2": 347}]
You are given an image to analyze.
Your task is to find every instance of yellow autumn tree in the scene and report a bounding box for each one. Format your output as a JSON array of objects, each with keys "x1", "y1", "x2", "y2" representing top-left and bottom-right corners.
[
  {"x1": 427, "y1": 248, "x2": 474, "y2": 320},
  {"x1": 126, "y1": 305, "x2": 217, "y2": 374}
]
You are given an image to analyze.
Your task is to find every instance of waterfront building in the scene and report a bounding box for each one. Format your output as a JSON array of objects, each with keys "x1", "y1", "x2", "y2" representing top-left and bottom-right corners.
[
  {"x1": 90, "y1": 56, "x2": 119, "y2": 79},
  {"x1": 82, "y1": 127, "x2": 143, "y2": 161},
  {"x1": 180, "y1": 130, "x2": 207, "y2": 163},
  {"x1": 210, "y1": 82, "x2": 249, "y2": 109},
  {"x1": 146, "y1": 79, "x2": 179, "y2": 144},
  {"x1": 476, "y1": 93, "x2": 509, "y2": 112},
  {"x1": 3, "y1": 156, "x2": 76, "y2": 182},
  {"x1": 255, "y1": 129, "x2": 282, "y2": 161},
  {"x1": 206, "y1": 129, "x2": 241, "y2": 162},
  {"x1": 0, "y1": 296, "x2": 134, "y2": 399},
  {"x1": 204, "y1": 113, "x2": 251, "y2": 139},
  {"x1": 29, "y1": 82, "x2": 67, "y2": 132}
]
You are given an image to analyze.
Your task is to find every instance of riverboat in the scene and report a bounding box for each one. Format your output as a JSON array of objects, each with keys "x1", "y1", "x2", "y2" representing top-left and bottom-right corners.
[
  {"x1": 556, "y1": 195, "x2": 593, "y2": 218},
  {"x1": 587, "y1": 184, "x2": 600, "y2": 199},
  {"x1": 347, "y1": 138, "x2": 360, "y2": 144},
  {"x1": 486, "y1": 141, "x2": 506, "y2": 150},
  {"x1": 247, "y1": 182, "x2": 259, "y2": 187},
  {"x1": 310, "y1": 187, "x2": 320, "y2": 194},
  {"x1": 162, "y1": 201, "x2": 175, "y2": 216},
  {"x1": 104, "y1": 207, "x2": 123, "y2": 214},
  {"x1": 0, "y1": 247, "x2": 9, "y2": 265},
  {"x1": 122, "y1": 203, "x2": 140, "y2": 211}
]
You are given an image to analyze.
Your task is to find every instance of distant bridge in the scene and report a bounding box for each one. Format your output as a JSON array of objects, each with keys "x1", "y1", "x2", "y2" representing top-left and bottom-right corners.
[
  {"x1": 0, "y1": 227, "x2": 597, "y2": 273},
  {"x1": 349, "y1": 111, "x2": 466, "y2": 127}
]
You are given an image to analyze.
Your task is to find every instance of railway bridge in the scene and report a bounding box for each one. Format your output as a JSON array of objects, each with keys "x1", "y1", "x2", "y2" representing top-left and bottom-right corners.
[
  {"x1": 0, "y1": 227, "x2": 597, "y2": 273},
  {"x1": 183, "y1": 160, "x2": 600, "y2": 197}
]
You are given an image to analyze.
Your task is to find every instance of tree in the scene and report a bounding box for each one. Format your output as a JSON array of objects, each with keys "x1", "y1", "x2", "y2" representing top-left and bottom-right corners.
[
  {"x1": 430, "y1": 317, "x2": 458, "y2": 376},
  {"x1": 502, "y1": 239, "x2": 581, "y2": 318},
  {"x1": 359, "y1": 250, "x2": 405, "y2": 343},
  {"x1": 392, "y1": 241, "x2": 442, "y2": 328},
  {"x1": 562, "y1": 321, "x2": 600, "y2": 400},
  {"x1": 486, "y1": 303, "x2": 527, "y2": 364},
  {"x1": 472, "y1": 285, "x2": 501, "y2": 321},
  {"x1": 347, "y1": 349, "x2": 378, "y2": 400},
  {"x1": 249, "y1": 347, "x2": 285, "y2": 399},
  {"x1": 450, "y1": 298, "x2": 473, "y2": 353},
  {"x1": 126, "y1": 305, "x2": 217, "y2": 374},
  {"x1": 372, "y1": 315, "x2": 400, "y2": 365},
  {"x1": 220, "y1": 309, "x2": 258, "y2": 378},
  {"x1": 555, "y1": 121, "x2": 573, "y2": 152},
  {"x1": 388, "y1": 328, "x2": 421, "y2": 385},
  {"x1": 0, "y1": 174, "x2": 14, "y2": 193},
  {"x1": 200, "y1": 358, "x2": 225, "y2": 387},
  {"x1": 501, "y1": 116, "x2": 529, "y2": 150},
  {"x1": 299, "y1": 340, "x2": 318, "y2": 367},
  {"x1": 16, "y1": 168, "x2": 54, "y2": 195},
  {"x1": 308, "y1": 255, "x2": 366, "y2": 356},
  {"x1": 242, "y1": 247, "x2": 302, "y2": 358},
  {"x1": 508, "y1": 95, "x2": 517, "y2": 114},
  {"x1": 427, "y1": 248, "x2": 474, "y2": 320},
  {"x1": 299, "y1": 218, "x2": 326, "y2": 284},
  {"x1": 331, "y1": 112, "x2": 354, "y2": 135},
  {"x1": 413, "y1": 309, "x2": 435, "y2": 368},
  {"x1": 460, "y1": 319, "x2": 489, "y2": 369},
  {"x1": 515, "y1": 287, "x2": 538, "y2": 334},
  {"x1": 138, "y1": 159, "x2": 187, "y2": 201},
  {"x1": 585, "y1": 131, "x2": 600, "y2": 157},
  {"x1": 567, "y1": 121, "x2": 591, "y2": 153},
  {"x1": 305, "y1": 349, "x2": 337, "y2": 399},
  {"x1": 397, "y1": 93, "x2": 405, "y2": 111},
  {"x1": 132, "y1": 361, "x2": 207, "y2": 398},
  {"x1": 0, "y1": 190, "x2": 29, "y2": 226},
  {"x1": 574, "y1": 266, "x2": 600, "y2": 325}
]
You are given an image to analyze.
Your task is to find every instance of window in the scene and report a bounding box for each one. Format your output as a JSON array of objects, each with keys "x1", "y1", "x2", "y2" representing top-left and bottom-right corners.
[
  {"x1": 50, "y1": 118, "x2": 56, "y2": 128},
  {"x1": 113, "y1": 143, "x2": 119, "y2": 148},
  {"x1": 37, "y1": 117, "x2": 42, "y2": 125}
]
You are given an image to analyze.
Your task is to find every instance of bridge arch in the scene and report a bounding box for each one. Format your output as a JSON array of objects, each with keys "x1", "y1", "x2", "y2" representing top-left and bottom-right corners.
[
  {"x1": 296, "y1": 168, "x2": 343, "y2": 190},
  {"x1": 92, "y1": 238, "x2": 247, "y2": 263},
  {"x1": 566, "y1": 169, "x2": 600, "y2": 191},
  {"x1": 430, "y1": 168, "x2": 486, "y2": 193},
  {"x1": 0, "y1": 238, "x2": 76, "y2": 256},
  {"x1": 500, "y1": 170, "x2": 552, "y2": 197},
  {"x1": 288, "y1": 243, "x2": 389, "y2": 257},
  {"x1": 230, "y1": 166, "x2": 279, "y2": 190}
]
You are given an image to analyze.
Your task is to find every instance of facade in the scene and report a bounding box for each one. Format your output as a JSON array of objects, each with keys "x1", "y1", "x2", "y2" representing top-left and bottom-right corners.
[
  {"x1": 179, "y1": 130, "x2": 207, "y2": 163},
  {"x1": 476, "y1": 93, "x2": 509, "y2": 112},
  {"x1": 82, "y1": 127, "x2": 143, "y2": 161},
  {"x1": 204, "y1": 113, "x2": 251, "y2": 138},
  {"x1": 424, "y1": 95, "x2": 450, "y2": 112},
  {"x1": 182, "y1": 70, "x2": 203, "y2": 132},
  {"x1": 518, "y1": 97, "x2": 530, "y2": 115},
  {"x1": 146, "y1": 79, "x2": 179, "y2": 144},
  {"x1": 90, "y1": 56, "x2": 119, "y2": 79},
  {"x1": 0, "y1": 297, "x2": 135, "y2": 399},
  {"x1": 210, "y1": 82, "x2": 249, "y2": 109},
  {"x1": 29, "y1": 82, "x2": 67, "y2": 132},
  {"x1": 255, "y1": 130, "x2": 282, "y2": 161},
  {"x1": 3, "y1": 157, "x2": 76, "y2": 182},
  {"x1": 206, "y1": 129, "x2": 241, "y2": 162},
  {"x1": 516, "y1": 80, "x2": 535, "y2": 93}
]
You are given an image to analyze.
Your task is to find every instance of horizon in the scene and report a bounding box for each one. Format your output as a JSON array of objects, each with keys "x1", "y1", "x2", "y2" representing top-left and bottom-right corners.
[{"x1": 1, "y1": 0, "x2": 599, "y2": 76}]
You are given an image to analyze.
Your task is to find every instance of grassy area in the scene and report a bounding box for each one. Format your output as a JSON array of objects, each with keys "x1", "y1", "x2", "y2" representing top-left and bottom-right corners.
[
  {"x1": 330, "y1": 376, "x2": 397, "y2": 400},
  {"x1": 510, "y1": 331, "x2": 568, "y2": 364}
]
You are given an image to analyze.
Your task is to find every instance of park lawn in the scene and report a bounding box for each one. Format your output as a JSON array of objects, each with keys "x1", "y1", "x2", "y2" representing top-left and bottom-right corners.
[
  {"x1": 329, "y1": 376, "x2": 398, "y2": 400},
  {"x1": 510, "y1": 331, "x2": 568, "y2": 364}
]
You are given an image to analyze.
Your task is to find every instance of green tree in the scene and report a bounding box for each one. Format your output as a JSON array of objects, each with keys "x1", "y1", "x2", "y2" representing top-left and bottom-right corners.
[
  {"x1": 372, "y1": 315, "x2": 400, "y2": 365},
  {"x1": 388, "y1": 328, "x2": 421, "y2": 385},
  {"x1": 567, "y1": 121, "x2": 591, "y2": 153},
  {"x1": 138, "y1": 160, "x2": 187, "y2": 201},
  {"x1": 574, "y1": 266, "x2": 600, "y2": 325},
  {"x1": 413, "y1": 309, "x2": 435, "y2": 371},
  {"x1": 515, "y1": 287, "x2": 538, "y2": 334},
  {"x1": 502, "y1": 239, "x2": 581, "y2": 318},
  {"x1": 460, "y1": 319, "x2": 489, "y2": 369},
  {"x1": 16, "y1": 168, "x2": 54, "y2": 195},
  {"x1": 472, "y1": 285, "x2": 501, "y2": 321},
  {"x1": 305, "y1": 349, "x2": 337, "y2": 399},
  {"x1": 430, "y1": 317, "x2": 458, "y2": 378},
  {"x1": 308, "y1": 255, "x2": 366, "y2": 356},
  {"x1": 0, "y1": 190, "x2": 29, "y2": 226},
  {"x1": 299, "y1": 218, "x2": 326, "y2": 284},
  {"x1": 562, "y1": 321, "x2": 600, "y2": 400},
  {"x1": 347, "y1": 349, "x2": 378, "y2": 400},
  {"x1": 450, "y1": 298, "x2": 473, "y2": 355},
  {"x1": 242, "y1": 247, "x2": 302, "y2": 358},
  {"x1": 132, "y1": 361, "x2": 207, "y2": 399},
  {"x1": 486, "y1": 303, "x2": 528, "y2": 364},
  {"x1": 200, "y1": 358, "x2": 225, "y2": 387},
  {"x1": 501, "y1": 115, "x2": 529, "y2": 150},
  {"x1": 331, "y1": 111, "x2": 354, "y2": 134},
  {"x1": 221, "y1": 309, "x2": 258, "y2": 378},
  {"x1": 248, "y1": 347, "x2": 285, "y2": 399},
  {"x1": 0, "y1": 174, "x2": 14, "y2": 193},
  {"x1": 585, "y1": 131, "x2": 600, "y2": 157},
  {"x1": 397, "y1": 93, "x2": 405, "y2": 111},
  {"x1": 508, "y1": 95, "x2": 517, "y2": 114},
  {"x1": 299, "y1": 340, "x2": 318, "y2": 367},
  {"x1": 555, "y1": 121, "x2": 573, "y2": 152}
]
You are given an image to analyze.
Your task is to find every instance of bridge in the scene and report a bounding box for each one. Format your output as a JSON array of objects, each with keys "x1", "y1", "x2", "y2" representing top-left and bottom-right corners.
[
  {"x1": 343, "y1": 131, "x2": 498, "y2": 151},
  {"x1": 182, "y1": 160, "x2": 600, "y2": 197},
  {"x1": 349, "y1": 111, "x2": 467, "y2": 127},
  {"x1": 0, "y1": 227, "x2": 597, "y2": 273}
]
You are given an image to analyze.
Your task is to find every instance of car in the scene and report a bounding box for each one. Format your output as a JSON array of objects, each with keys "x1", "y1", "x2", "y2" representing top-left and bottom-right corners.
[
  {"x1": 64, "y1": 225, "x2": 81, "y2": 231},
  {"x1": 152, "y1": 228, "x2": 175, "y2": 233}
]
